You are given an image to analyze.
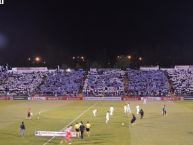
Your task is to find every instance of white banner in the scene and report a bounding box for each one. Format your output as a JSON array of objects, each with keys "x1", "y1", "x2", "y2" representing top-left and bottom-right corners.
[
  {"x1": 34, "y1": 131, "x2": 76, "y2": 137},
  {"x1": 140, "y1": 66, "x2": 159, "y2": 71},
  {"x1": 141, "y1": 97, "x2": 161, "y2": 101},
  {"x1": 28, "y1": 97, "x2": 46, "y2": 100}
]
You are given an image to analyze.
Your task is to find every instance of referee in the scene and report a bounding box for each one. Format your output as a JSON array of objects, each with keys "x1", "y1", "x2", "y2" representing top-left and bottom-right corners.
[
  {"x1": 74, "y1": 122, "x2": 80, "y2": 138},
  {"x1": 79, "y1": 121, "x2": 85, "y2": 139},
  {"x1": 85, "y1": 121, "x2": 91, "y2": 137}
]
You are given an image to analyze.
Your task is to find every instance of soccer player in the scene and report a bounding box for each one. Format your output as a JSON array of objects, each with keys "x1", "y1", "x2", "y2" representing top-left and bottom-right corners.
[
  {"x1": 26, "y1": 107, "x2": 32, "y2": 119},
  {"x1": 131, "y1": 113, "x2": 136, "y2": 125},
  {"x1": 19, "y1": 121, "x2": 25, "y2": 136},
  {"x1": 37, "y1": 112, "x2": 41, "y2": 120},
  {"x1": 64, "y1": 125, "x2": 72, "y2": 144},
  {"x1": 139, "y1": 108, "x2": 144, "y2": 119},
  {"x1": 162, "y1": 105, "x2": 167, "y2": 116},
  {"x1": 79, "y1": 121, "x2": 85, "y2": 139},
  {"x1": 123, "y1": 104, "x2": 127, "y2": 114},
  {"x1": 105, "y1": 111, "x2": 110, "y2": 124},
  {"x1": 92, "y1": 109, "x2": 97, "y2": 117},
  {"x1": 136, "y1": 105, "x2": 140, "y2": 114},
  {"x1": 143, "y1": 97, "x2": 147, "y2": 104},
  {"x1": 85, "y1": 121, "x2": 91, "y2": 137},
  {"x1": 127, "y1": 103, "x2": 131, "y2": 113},
  {"x1": 74, "y1": 122, "x2": 80, "y2": 138},
  {"x1": 109, "y1": 106, "x2": 114, "y2": 116}
]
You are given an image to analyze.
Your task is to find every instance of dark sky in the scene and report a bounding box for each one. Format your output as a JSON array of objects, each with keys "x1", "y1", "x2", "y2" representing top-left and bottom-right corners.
[{"x1": 0, "y1": 0, "x2": 193, "y2": 67}]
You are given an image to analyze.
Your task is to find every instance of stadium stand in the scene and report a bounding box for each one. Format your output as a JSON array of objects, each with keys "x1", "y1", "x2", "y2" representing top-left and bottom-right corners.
[
  {"x1": 167, "y1": 69, "x2": 193, "y2": 95},
  {"x1": 0, "y1": 72, "x2": 45, "y2": 96},
  {"x1": 38, "y1": 70, "x2": 85, "y2": 96},
  {"x1": 127, "y1": 69, "x2": 170, "y2": 96},
  {"x1": 83, "y1": 69, "x2": 125, "y2": 97},
  {"x1": 1, "y1": 66, "x2": 193, "y2": 97}
]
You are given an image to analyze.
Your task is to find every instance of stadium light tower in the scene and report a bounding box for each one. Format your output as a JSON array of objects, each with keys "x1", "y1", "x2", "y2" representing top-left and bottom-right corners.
[
  {"x1": 35, "y1": 56, "x2": 41, "y2": 62},
  {"x1": 127, "y1": 55, "x2": 132, "y2": 60},
  {"x1": 138, "y1": 57, "x2": 143, "y2": 61}
]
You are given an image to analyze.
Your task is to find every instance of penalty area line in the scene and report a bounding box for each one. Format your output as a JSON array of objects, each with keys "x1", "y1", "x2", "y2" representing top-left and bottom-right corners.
[{"x1": 42, "y1": 103, "x2": 97, "y2": 145}]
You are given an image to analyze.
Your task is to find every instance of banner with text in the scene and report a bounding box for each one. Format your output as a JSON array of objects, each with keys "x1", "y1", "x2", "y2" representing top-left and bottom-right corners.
[
  {"x1": 122, "y1": 96, "x2": 141, "y2": 101},
  {"x1": 35, "y1": 131, "x2": 76, "y2": 137},
  {"x1": 84, "y1": 97, "x2": 121, "y2": 101},
  {"x1": 0, "y1": 96, "x2": 11, "y2": 100}
]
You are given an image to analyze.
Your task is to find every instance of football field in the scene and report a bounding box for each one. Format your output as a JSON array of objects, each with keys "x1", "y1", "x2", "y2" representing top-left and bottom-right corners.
[{"x1": 0, "y1": 100, "x2": 193, "y2": 145}]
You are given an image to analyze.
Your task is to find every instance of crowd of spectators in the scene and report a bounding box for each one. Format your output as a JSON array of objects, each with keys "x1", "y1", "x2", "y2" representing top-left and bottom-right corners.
[
  {"x1": 127, "y1": 69, "x2": 170, "y2": 96},
  {"x1": 38, "y1": 70, "x2": 85, "y2": 96},
  {"x1": 1, "y1": 66, "x2": 193, "y2": 97},
  {"x1": 0, "y1": 72, "x2": 45, "y2": 96},
  {"x1": 167, "y1": 69, "x2": 193, "y2": 95},
  {"x1": 83, "y1": 69, "x2": 125, "y2": 96}
]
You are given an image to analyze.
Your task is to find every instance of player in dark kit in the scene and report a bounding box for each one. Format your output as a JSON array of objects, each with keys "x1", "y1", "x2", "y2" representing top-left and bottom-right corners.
[
  {"x1": 26, "y1": 108, "x2": 32, "y2": 119},
  {"x1": 79, "y1": 121, "x2": 85, "y2": 139},
  {"x1": 162, "y1": 105, "x2": 167, "y2": 116},
  {"x1": 131, "y1": 113, "x2": 136, "y2": 125},
  {"x1": 139, "y1": 108, "x2": 144, "y2": 119},
  {"x1": 74, "y1": 122, "x2": 80, "y2": 138},
  {"x1": 19, "y1": 121, "x2": 26, "y2": 136}
]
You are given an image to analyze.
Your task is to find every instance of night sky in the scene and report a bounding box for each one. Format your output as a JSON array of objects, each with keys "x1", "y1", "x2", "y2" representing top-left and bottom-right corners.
[{"x1": 0, "y1": 0, "x2": 193, "y2": 67}]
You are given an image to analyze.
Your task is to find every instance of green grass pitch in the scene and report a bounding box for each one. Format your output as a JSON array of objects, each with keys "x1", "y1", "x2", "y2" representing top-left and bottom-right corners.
[{"x1": 0, "y1": 100, "x2": 193, "y2": 145}]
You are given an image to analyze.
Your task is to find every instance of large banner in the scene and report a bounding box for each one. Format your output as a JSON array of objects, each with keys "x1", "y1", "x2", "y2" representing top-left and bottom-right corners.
[
  {"x1": 84, "y1": 97, "x2": 121, "y2": 101},
  {"x1": 28, "y1": 96, "x2": 47, "y2": 100},
  {"x1": 28, "y1": 96, "x2": 83, "y2": 101},
  {"x1": 0, "y1": 96, "x2": 11, "y2": 100},
  {"x1": 184, "y1": 96, "x2": 193, "y2": 100},
  {"x1": 35, "y1": 131, "x2": 76, "y2": 137},
  {"x1": 122, "y1": 96, "x2": 184, "y2": 101},
  {"x1": 66, "y1": 97, "x2": 83, "y2": 100},
  {"x1": 161, "y1": 96, "x2": 184, "y2": 101},
  {"x1": 12, "y1": 67, "x2": 48, "y2": 73},
  {"x1": 140, "y1": 66, "x2": 159, "y2": 71},
  {"x1": 174, "y1": 65, "x2": 190, "y2": 70},
  {"x1": 121, "y1": 96, "x2": 141, "y2": 101},
  {"x1": 13, "y1": 96, "x2": 28, "y2": 100}
]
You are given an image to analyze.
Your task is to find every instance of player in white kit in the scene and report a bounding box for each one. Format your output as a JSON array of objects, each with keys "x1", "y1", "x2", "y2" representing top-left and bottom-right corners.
[
  {"x1": 127, "y1": 103, "x2": 131, "y2": 113},
  {"x1": 136, "y1": 105, "x2": 140, "y2": 114},
  {"x1": 105, "y1": 111, "x2": 110, "y2": 124},
  {"x1": 123, "y1": 105, "x2": 127, "y2": 114},
  {"x1": 92, "y1": 109, "x2": 97, "y2": 117},
  {"x1": 143, "y1": 97, "x2": 147, "y2": 104},
  {"x1": 109, "y1": 106, "x2": 114, "y2": 116}
]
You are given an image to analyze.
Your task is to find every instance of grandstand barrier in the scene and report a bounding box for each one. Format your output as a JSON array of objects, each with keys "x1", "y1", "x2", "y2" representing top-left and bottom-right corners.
[
  {"x1": 13, "y1": 96, "x2": 28, "y2": 100},
  {"x1": 0, "y1": 96, "x2": 11, "y2": 100},
  {"x1": 28, "y1": 96, "x2": 83, "y2": 101},
  {"x1": 84, "y1": 97, "x2": 122, "y2": 101},
  {"x1": 121, "y1": 96, "x2": 141, "y2": 101},
  {"x1": 161, "y1": 96, "x2": 184, "y2": 101},
  {"x1": 183, "y1": 96, "x2": 193, "y2": 100},
  {"x1": 122, "y1": 96, "x2": 184, "y2": 101},
  {"x1": 0, "y1": 96, "x2": 185, "y2": 101},
  {"x1": 28, "y1": 96, "x2": 47, "y2": 100}
]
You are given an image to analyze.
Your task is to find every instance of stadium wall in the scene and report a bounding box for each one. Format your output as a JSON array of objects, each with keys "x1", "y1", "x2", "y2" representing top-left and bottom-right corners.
[
  {"x1": 0, "y1": 96, "x2": 11, "y2": 100},
  {"x1": 183, "y1": 96, "x2": 193, "y2": 100},
  {"x1": 28, "y1": 96, "x2": 83, "y2": 101},
  {"x1": 122, "y1": 96, "x2": 184, "y2": 101},
  {"x1": 0, "y1": 96, "x2": 188, "y2": 101}
]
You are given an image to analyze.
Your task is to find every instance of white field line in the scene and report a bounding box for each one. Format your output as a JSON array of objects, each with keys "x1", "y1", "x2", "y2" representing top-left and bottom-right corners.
[
  {"x1": 42, "y1": 103, "x2": 97, "y2": 145},
  {"x1": 37, "y1": 101, "x2": 72, "y2": 115}
]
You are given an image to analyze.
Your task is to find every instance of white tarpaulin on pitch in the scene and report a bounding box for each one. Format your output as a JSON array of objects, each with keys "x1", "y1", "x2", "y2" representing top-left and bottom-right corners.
[{"x1": 34, "y1": 131, "x2": 76, "y2": 137}]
